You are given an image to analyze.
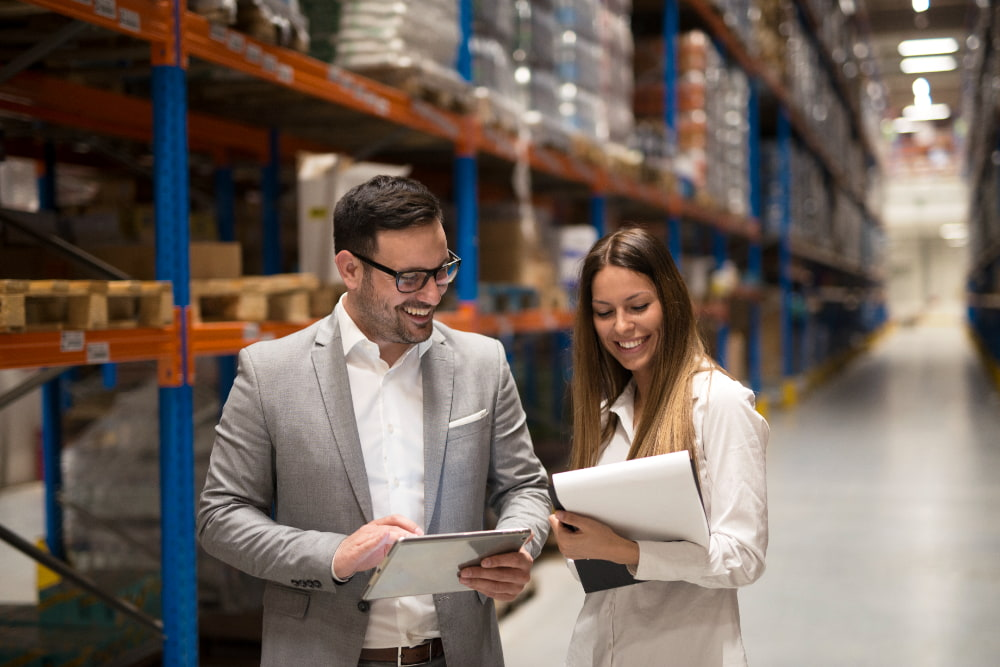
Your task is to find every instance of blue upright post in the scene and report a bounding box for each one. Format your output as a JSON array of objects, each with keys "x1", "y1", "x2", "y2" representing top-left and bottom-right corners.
[
  {"x1": 747, "y1": 82, "x2": 763, "y2": 397},
  {"x1": 37, "y1": 139, "x2": 66, "y2": 560},
  {"x1": 454, "y1": 155, "x2": 478, "y2": 308},
  {"x1": 590, "y1": 193, "x2": 606, "y2": 238},
  {"x1": 713, "y1": 230, "x2": 729, "y2": 368},
  {"x1": 214, "y1": 160, "x2": 237, "y2": 410},
  {"x1": 41, "y1": 378, "x2": 64, "y2": 560},
  {"x1": 777, "y1": 109, "x2": 796, "y2": 405},
  {"x1": 153, "y1": 48, "x2": 198, "y2": 666},
  {"x1": 455, "y1": 0, "x2": 478, "y2": 309},
  {"x1": 668, "y1": 218, "x2": 683, "y2": 268},
  {"x1": 663, "y1": 0, "x2": 683, "y2": 265},
  {"x1": 262, "y1": 128, "x2": 282, "y2": 275}
]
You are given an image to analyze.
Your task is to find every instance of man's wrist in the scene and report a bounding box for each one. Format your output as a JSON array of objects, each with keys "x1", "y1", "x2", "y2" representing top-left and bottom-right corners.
[{"x1": 331, "y1": 543, "x2": 353, "y2": 583}]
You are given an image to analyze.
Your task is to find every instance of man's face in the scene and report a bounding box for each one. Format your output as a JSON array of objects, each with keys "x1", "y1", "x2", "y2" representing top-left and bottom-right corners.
[{"x1": 347, "y1": 223, "x2": 450, "y2": 363}]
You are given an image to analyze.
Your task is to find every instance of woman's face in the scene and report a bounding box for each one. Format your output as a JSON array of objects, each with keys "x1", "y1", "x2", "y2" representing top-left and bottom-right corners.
[{"x1": 591, "y1": 265, "x2": 663, "y2": 386}]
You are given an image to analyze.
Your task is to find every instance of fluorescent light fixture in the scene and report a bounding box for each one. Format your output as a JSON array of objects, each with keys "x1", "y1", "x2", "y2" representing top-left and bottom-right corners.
[
  {"x1": 898, "y1": 38, "x2": 959, "y2": 57},
  {"x1": 892, "y1": 118, "x2": 918, "y2": 134},
  {"x1": 912, "y1": 0, "x2": 929, "y2": 12},
  {"x1": 912, "y1": 77, "x2": 931, "y2": 100},
  {"x1": 939, "y1": 223, "x2": 967, "y2": 241},
  {"x1": 900, "y1": 55, "x2": 957, "y2": 73},
  {"x1": 902, "y1": 103, "x2": 951, "y2": 121}
]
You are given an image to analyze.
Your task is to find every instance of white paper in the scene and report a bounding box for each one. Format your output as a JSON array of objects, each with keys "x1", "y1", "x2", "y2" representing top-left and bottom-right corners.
[{"x1": 552, "y1": 450, "x2": 710, "y2": 547}]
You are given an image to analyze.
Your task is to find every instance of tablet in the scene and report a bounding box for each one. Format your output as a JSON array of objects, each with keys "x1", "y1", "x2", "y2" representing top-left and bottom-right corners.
[{"x1": 361, "y1": 528, "x2": 532, "y2": 600}]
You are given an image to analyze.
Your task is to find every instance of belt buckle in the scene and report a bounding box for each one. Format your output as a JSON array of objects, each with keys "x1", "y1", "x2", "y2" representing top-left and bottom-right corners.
[{"x1": 397, "y1": 641, "x2": 433, "y2": 666}]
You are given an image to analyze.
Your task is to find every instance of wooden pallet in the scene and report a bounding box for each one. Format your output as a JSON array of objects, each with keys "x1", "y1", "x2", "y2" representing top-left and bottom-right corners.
[
  {"x1": 0, "y1": 280, "x2": 174, "y2": 333},
  {"x1": 350, "y1": 62, "x2": 473, "y2": 114},
  {"x1": 191, "y1": 273, "x2": 320, "y2": 323}
]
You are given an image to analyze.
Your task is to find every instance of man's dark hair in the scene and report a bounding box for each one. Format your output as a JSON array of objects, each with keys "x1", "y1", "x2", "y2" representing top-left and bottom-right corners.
[{"x1": 333, "y1": 175, "x2": 444, "y2": 257}]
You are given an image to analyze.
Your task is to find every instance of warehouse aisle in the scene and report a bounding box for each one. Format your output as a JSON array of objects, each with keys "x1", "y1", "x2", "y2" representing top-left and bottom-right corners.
[{"x1": 500, "y1": 318, "x2": 1000, "y2": 666}]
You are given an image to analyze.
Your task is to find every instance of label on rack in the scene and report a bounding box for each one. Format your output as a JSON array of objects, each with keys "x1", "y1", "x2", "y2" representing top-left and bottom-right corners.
[
  {"x1": 243, "y1": 323, "x2": 260, "y2": 341},
  {"x1": 278, "y1": 64, "x2": 294, "y2": 85},
  {"x1": 95, "y1": 0, "x2": 115, "y2": 20},
  {"x1": 227, "y1": 32, "x2": 245, "y2": 54},
  {"x1": 119, "y1": 7, "x2": 140, "y2": 32},
  {"x1": 86, "y1": 342, "x2": 111, "y2": 364},
  {"x1": 61, "y1": 331, "x2": 85, "y2": 353},
  {"x1": 246, "y1": 44, "x2": 262, "y2": 66},
  {"x1": 263, "y1": 54, "x2": 278, "y2": 75},
  {"x1": 210, "y1": 24, "x2": 227, "y2": 43}
]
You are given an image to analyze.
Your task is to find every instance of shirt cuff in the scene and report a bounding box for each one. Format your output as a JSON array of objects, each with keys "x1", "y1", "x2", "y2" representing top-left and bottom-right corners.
[{"x1": 331, "y1": 543, "x2": 352, "y2": 584}]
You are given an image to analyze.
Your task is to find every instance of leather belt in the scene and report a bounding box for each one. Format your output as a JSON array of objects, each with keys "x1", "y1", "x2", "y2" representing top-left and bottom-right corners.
[{"x1": 359, "y1": 638, "x2": 444, "y2": 665}]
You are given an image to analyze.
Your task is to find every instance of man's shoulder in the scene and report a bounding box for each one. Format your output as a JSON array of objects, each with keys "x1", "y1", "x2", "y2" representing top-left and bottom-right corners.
[
  {"x1": 243, "y1": 316, "x2": 327, "y2": 360},
  {"x1": 431, "y1": 319, "x2": 502, "y2": 358}
]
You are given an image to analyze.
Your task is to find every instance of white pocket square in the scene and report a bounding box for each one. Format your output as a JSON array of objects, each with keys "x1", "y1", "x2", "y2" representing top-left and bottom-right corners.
[{"x1": 448, "y1": 409, "x2": 488, "y2": 428}]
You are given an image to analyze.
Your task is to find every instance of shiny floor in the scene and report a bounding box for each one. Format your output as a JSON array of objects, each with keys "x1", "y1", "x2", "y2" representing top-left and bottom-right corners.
[
  {"x1": 500, "y1": 319, "x2": 1000, "y2": 667},
  {"x1": 2, "y1": 319, "x2": 999, "y2": 666}
]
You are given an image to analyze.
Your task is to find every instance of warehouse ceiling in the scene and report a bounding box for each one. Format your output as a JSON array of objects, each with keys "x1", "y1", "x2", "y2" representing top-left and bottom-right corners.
[{"x1": 864, "y1": 0, "x2": 972, "y2": 129}]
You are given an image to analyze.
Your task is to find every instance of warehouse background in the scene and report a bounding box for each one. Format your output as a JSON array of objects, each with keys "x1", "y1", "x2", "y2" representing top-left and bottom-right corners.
[{"x1": 0, "y1": 0, "x2": 997, "y2": 665}]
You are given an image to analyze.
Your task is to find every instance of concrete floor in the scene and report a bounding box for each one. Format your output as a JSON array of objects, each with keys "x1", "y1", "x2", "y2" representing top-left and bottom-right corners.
[{"x1": 2, "y1": 319, "x2": 999, "y2": 666}]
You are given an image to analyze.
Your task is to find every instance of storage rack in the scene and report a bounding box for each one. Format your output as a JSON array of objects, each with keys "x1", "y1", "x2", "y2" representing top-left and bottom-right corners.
[
  {"x1": 0, "y1": 0, "x2": 885, "y2": 664},
  {"x1": 965, "y1": 1, "x2": 1000, "y2": 390}
]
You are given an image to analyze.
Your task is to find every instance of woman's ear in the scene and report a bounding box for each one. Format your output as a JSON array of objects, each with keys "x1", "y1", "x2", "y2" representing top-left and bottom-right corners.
[{"x1": 335, "y1": 250, "x2": 362, "y2": 290}]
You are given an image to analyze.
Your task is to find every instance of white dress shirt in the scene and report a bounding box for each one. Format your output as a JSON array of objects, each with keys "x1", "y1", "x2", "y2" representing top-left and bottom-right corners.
[
  {"x1": 567, "y1": 369, "x2": 769, "y2": 667},
  {"x1": 334, "y1": 297, "x2": 441, "y2": 648}
]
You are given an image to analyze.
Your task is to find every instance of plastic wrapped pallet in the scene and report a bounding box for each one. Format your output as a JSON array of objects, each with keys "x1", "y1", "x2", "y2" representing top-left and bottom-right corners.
[
  {"x1": 190, "y1": 0, "x2": 237, "y2": 24},
  {"x1": 335, "y1": 0, "x2": 460, "y2": 77},
  {"x1": 236, "y1": 0, "x2": 310, "y2": 51}
]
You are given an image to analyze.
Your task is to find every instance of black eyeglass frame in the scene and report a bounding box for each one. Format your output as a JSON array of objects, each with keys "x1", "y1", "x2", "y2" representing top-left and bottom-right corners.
[{"x1": 352, "y1": 249, "x2": 462, "y2": 293}]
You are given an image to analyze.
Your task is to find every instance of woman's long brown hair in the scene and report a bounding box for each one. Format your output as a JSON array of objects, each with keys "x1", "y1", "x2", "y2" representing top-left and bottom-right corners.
[{"x1": 569, "y1": 226, "x2": 715, "y2": 471}]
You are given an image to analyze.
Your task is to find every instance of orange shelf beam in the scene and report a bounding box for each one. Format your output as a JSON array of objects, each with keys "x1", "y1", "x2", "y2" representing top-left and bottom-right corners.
[
  {"x1": 182, "y1": 12, "x2": 463, "y2": 143},
  {"x1": 0, "y1": 72, "x2": 331, "y2": 160},
  {"x1": 0, "y1": 327, "x2": 176, "y2": 371},
  {"x1": 189, "y1": 321, "x2": 312, "y2": 357},
  {"x1": 20, "y1": 0, "x2": 171, "y2": 44}
]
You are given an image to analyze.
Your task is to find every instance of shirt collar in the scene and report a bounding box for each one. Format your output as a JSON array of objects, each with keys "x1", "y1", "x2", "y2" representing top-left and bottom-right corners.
[
  {"x1": 608, "y1": 381, "x2": 637, "y2": 442},
  {"x1": 334, "y1": 293, "x2": 433, "y2": 362}
]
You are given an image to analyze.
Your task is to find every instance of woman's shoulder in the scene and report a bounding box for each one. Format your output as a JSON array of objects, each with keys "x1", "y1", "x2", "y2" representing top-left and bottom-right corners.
[{"x1": 692, "y1": 367, "x2": 755, "y2": 406}]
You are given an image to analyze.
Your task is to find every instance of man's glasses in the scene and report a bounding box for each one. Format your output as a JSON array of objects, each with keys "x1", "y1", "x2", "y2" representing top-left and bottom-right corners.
[{"x1": 353, "y1": 250, "x2": 462, "y2": 293}]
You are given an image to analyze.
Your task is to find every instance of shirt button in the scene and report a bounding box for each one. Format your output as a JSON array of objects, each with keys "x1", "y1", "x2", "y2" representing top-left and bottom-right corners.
[
  {"x1": 357, "y1": 600, "x2": 370, "y2": 613},
  {"x1": 387, "y1": 424, "x2": 395, "y2": 434}
]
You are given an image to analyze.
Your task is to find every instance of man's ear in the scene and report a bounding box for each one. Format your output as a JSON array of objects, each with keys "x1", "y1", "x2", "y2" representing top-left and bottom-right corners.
[{"x1": 335, "y1": 250, "x2": 362, "y2": 290}]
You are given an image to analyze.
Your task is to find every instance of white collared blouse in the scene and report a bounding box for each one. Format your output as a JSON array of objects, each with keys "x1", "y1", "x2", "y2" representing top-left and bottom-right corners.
[{"x1": 566, "y1": 369, "x2": 769, "y2": 667}]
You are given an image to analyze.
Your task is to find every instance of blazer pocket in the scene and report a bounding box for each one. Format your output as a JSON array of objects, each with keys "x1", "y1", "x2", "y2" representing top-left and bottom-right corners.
[
  {"x1": 448, "y1": 409, "x2": 488, "y2": 429},
  {"x1": 264, "y1": 583, "x2": 311, "y2": 619}
]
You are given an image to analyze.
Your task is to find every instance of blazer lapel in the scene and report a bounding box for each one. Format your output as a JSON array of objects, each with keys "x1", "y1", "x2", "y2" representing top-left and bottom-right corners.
[
  {"x1": 313, "y1": 316, "x2": 374, "y2": 523},
  {"x1": 421, "y1": 328, "x2": 454, "y2": 531}
]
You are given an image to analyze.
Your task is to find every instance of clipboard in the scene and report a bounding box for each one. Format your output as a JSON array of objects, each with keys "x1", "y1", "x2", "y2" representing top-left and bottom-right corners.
[
  {"x1": 361, "y1": 528, "x2": 531, "y2": 600},
  {"x1": 550, "y1": 450, "x2": 709, "y2": 593}
]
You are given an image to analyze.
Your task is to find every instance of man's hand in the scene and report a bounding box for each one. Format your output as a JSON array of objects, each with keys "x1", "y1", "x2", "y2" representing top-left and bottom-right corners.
[
  {"x1": 547, "y1": 511, "x2": 639, "y2": 566},
  {"x1": 457, "y1": 545, "x2": 534, "y2": 602},
  {"x1": 333, "y1": 515, "x2": 423, "y2": 580}
]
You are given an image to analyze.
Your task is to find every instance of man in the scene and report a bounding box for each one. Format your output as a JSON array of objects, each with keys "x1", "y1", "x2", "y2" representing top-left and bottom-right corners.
[{"x1": 198, "y1": 174, "x2": 551, "y2": 666}]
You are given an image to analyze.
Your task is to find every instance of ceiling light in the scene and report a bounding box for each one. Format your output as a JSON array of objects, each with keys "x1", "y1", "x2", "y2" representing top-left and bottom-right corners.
[
  {"x1": 892, "y1": 118, "x2": 918, "y2": 134},
  {"x1": 900, "y1": 56, "x2": 957, "y2": 73},
  {"x1": 898, "y1": 38, "x2": 959, "y2": 57},
  {"x1": 912, "y1": 0, "x2": 929, "y2": 12},
  {"x1": 912, "y1": 77, "x2": 931, "y2": 100},
  {"x1": 902, "y1": 103, "x2": 951, "y2": 121}
]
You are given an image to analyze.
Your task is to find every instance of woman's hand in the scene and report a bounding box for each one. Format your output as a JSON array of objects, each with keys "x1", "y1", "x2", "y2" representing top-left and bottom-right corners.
[{"x1": 547, "y1": 511, "x2": 639, "y2": 567}]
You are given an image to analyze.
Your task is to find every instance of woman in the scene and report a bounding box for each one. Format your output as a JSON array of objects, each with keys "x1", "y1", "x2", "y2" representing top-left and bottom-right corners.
[{"x1": 548, "y1": 226, "x2": 769, "y2": 666}]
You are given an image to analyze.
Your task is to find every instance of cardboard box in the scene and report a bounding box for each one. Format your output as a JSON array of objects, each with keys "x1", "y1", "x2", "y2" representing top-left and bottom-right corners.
[{"x1": 85, "y1": 242, "x2": 243, "y2": 280}]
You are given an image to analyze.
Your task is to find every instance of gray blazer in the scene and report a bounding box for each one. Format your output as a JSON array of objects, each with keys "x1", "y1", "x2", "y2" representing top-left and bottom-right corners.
[{"x1": 197, "y1": 313, "x2": 552, "y2": 666}]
